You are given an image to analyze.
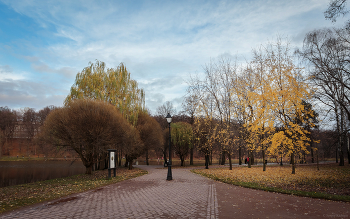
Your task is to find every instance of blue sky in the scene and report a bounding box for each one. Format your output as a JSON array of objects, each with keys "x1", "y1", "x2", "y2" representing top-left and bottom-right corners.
[{"x1": 0, "y1": 0, "x2": 346, "y2": 115}]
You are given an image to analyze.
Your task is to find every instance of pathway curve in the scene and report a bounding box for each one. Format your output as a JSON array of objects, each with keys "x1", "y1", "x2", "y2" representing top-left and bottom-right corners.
[{"x1": 0, "y1": 165, "x2": 349, "y2": 219}]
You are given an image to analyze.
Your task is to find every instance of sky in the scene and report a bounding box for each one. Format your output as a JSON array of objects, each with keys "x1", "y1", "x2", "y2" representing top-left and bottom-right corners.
[{"x1": 0, "y1": 0, "x2": 347, "y2": 115}]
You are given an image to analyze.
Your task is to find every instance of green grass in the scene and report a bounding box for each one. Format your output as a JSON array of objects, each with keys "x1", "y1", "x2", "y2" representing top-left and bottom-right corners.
[{"x1": 0, "y1": 156, "x2": 48, "y2": 161}]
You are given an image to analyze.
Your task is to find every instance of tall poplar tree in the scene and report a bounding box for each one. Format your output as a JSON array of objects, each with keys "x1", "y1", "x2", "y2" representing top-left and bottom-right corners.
[{"x1": 65, "y1": 60, "x2": 145, "y2": 126}]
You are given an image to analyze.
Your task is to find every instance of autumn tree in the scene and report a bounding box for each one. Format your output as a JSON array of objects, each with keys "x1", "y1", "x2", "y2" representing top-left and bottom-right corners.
[
  {"x1": 122, "y1": 126, "x2": 144, "y2": 170},
  {"x1": 65, "y1": 60, "x2": 145, "y2": 126},
  {"x1": 136, "y1": 111, "x2": 164, "y2": 165},
  {"x1": 0, "y1": 107, "x2": 17, "y2": 157},
  {"x1": 181, "y1": 95, "x2": 198, "y2": 165},
  {"x1": 37, "y1": 106, "x2": 56, "y2": 126},
  {"x1": 186, "y1": 57, "x2": 238, "y2": 167},
  {"x1": 261, "y1": 40, "x2": 314, "y2": 174},
  {"x1": 193, "y1": 117, "x2": 217, "y2": 169},
  {"x1": 231, "y1": 65, "x2": 260, "y2": 168},
  {"x1": 153, "y1": 101, "x2": 177, "y2": 165},
  {"x1": 231, "y1": 38, "x2": 316, "y2": 174},
  {"x1": 22, "y1": 108, "x2": 40, "y2": 155},
  {"x1": 170, "y1": 122, "x2": 193, "y2": 166},
  {"x1": 216, "y1": 121, "x2": 240, "y2": 170},
  {"x1": 41, "y1": 99, "x2": 138, "y2": 174}
]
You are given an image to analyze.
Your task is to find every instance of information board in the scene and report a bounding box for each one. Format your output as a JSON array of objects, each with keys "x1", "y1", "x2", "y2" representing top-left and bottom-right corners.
[{"x1": 110, "y1": 152, "x2": 115, "y2": 169}]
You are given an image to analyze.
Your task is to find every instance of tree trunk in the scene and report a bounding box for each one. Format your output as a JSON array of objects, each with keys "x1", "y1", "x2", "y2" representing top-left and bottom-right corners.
[
  {"x1": 163, "y1": 150, "x2": 167, "y2": 166},
  {"x1": 220, "y1": 151, "x2": 225, "y2": 165},
  {"x1": 248, "y1": 150, "x2": 251, "y2": 168},
  {"x1": 291, "y1": 152, "x2": 295, "y2": 174},
  {"x1": 339, "y1": 135, "x2": 345, "y2": 166},
  {"x1": 262, "y1": 149, "x2": 266, "y2": 171},
  {"x1": 118, "y1": 149, "x2": 122, "y2": 166},
  {"x1": 180, "y1": 156, "x2": 184, "y2": 166},
  {"x1": 190, "y1": 147, "x2": 193, "y2": 165},
  {"x1": 339, "y1": 150, "x2": 344, "y2": 166},
  {"x1": 126, "y1": 156, "x2": 133, "y2": 170},
  {"x1": 348, "y1": 141, "x2": 350, "y2": 165},
  {"x1": 210, "y1": 150, "x2": 212, "y2": 165},
  {"x1": 124, "y1": 155, "x2": 128, "y2": 168},
  {"x1": 205, "y1": 154, "x2": 209, "y2": 169},
  {"x1": 239, "y1": 146, "x2": 242, "y2": 165},
  {"x1": 85, "y1": 165, "x2": 93, "y2": 174},
  {"x1": 280, "y1": 155, "x2": 283, "y2": 166},
  {"x1": 228, "y1": 153, "x2": 232, "y2": 170},
  {"x1": 0, "y1": 138, "x2": 4, "y2": 158},
  {"x1": 251, "y1": 151, "x2": 254, "y2": 165},
  {"x1": 311, "y1": 141, "x2": 314, "y2": 163},
  {"x1": 146, "y1": 149, "x2": 149, "y2": 165},
  {"x1": 336, "y1": 147, "x2": 338, "y2": 163},
  {"x1": 348, "y1": 135, "x2": 350, "y2": 164},
  {"x1": 317, "y1": 147, "x2": 319, "y2": 171}
]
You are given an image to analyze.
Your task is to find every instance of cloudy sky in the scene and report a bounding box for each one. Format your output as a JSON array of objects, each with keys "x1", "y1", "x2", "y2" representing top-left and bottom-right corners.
[{"x1": 0, "y1": 0, "x2": 347, "y2": 114}]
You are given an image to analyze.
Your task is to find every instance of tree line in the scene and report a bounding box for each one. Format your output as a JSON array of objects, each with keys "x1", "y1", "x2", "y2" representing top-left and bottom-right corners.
[
  {"x1": 1, "y1": 0, "x2": 349, "y2": 175},
  {"x1": 180, "y1": 0, "x2": 350, "y2": 174},
  {"x1": 0, "y1": 106, "x2": 55, "y2": 158}
]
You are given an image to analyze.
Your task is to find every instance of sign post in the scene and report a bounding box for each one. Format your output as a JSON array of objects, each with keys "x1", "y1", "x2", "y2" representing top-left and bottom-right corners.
[{"x1": 107, "y1": 149, "x2": 117, "y2": 178}]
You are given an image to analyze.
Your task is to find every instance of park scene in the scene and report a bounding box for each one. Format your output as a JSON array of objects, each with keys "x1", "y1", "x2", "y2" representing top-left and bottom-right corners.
[{"x1": 1, "y1": 0, "x2": 350, "y2": 218}]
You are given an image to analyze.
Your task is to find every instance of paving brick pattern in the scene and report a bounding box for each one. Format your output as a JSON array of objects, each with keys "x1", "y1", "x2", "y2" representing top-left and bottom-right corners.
[
  {"x1": 1, "y1": 165, "x2": 349, "y2": 219},
  {"x1": 0, "y1": 166, "x2": 218, "y2": 219}
]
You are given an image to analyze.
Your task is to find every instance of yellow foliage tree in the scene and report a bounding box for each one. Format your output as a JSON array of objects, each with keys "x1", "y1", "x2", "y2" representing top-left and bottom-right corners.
[
  {"x1": 65, "y1": 60, "x2": 145, "y2": 126},
  {"x1": 261, "y1": 40, "x2": 314, "y2": 174},
  {"x1": 231, "y1": 39, "x2": 317, "y2": 174},
  {"x1": 193, "y1": 116, "x2": 217, "y2": 169}
]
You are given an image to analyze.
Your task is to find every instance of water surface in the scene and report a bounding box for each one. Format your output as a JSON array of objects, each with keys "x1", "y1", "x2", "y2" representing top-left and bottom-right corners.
[{"x1": 0, "y1": 160, "x2": 85, "y2": 188}]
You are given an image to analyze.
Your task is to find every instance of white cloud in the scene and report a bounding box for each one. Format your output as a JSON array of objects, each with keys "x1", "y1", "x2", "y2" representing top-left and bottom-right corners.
[
  {"x1": 0, "y1": 78, "x2": 66, "y2": 110},
  {"x1": 0, "y1": 65, "x2": 27, "y2": 81},
  {"x1": 0, "y1": 0, "x2": 344, "y2": 114}
]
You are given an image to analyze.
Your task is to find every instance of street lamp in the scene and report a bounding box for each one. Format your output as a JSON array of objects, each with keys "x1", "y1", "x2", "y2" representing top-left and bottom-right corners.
[{"x1": 166, "y1": 113, "x2": 172, "y2": 181}]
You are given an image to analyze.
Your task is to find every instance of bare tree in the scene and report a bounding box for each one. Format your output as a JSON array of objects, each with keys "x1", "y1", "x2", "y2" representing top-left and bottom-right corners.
[
  {"x1": 37, "y1": 106, "x2": 56, "y2": 126},
  {"x1": 297, "y1": 27, "x2": 350, "y2": 166},
  {"x1": 22, "y1": 108, "x2": 40, "y2": 155},
  {"x1": 136, "y1": 111, "x2": 164, "y2": 165},
  {"x1": 0, "y1": 107, "x2": 17, "y2": 157},
  {"x1": 40, "y1": 99, "x2": 140, "y2": 174},
  {"x1": 156, "y1": 101, "x2": 176, "y2": 117},
  {"x1": 187, "y1": 56, "x2": 238, "y2": 166},
  {"x1": 325, "y1": 0, "x2": 348, "y2": 22}
]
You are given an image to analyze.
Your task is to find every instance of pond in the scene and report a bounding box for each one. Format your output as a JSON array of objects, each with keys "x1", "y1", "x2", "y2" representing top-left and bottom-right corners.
[{"x1": 0, "y1": 160, "x2": 86, "y2": 188}]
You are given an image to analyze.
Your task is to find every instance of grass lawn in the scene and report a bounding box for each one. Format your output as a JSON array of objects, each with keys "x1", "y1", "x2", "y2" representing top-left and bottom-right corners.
[
  {"x1": 192, "y1": 163, "x2": 350, "y2": 202},
  {"x1": 0, "y1": 167, "x2": 147, "y2": 214}
]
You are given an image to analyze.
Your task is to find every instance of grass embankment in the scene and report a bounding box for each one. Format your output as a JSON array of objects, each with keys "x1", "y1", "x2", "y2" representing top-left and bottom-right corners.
[
  {"x1": 0, "y1": 156, "x2": 79, "y2": 161},
  {"x1": 0, "y1": 168, "x2": 147, "y2": 214},
  {"x1": 192, "y1": 163, "x2": 350, "y2": 202}
]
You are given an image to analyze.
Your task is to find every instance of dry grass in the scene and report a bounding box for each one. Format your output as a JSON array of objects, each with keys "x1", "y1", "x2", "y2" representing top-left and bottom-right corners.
[{"x1": 193, "y1": 163, "x2": 350, "y2": 201}]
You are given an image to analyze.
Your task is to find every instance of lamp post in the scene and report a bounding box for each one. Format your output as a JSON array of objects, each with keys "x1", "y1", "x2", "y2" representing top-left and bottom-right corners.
[{"x1": 166, "y1": 113, "x2": 172, "y2": 181}]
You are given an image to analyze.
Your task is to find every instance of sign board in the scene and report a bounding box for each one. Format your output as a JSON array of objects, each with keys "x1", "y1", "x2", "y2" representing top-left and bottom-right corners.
[{"x1": 110, "y1": 152, "x2": 115, "y2": 169}]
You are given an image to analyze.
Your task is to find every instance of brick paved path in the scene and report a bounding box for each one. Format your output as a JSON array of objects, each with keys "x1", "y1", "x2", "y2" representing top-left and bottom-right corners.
[{"x1": 1, "y1": 165, "x2": 349, "y2": 219}]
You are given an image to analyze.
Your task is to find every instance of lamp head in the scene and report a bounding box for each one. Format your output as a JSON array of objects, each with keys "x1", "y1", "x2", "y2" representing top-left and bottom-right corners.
[{"x1": 166, "y1": 113, "x2": 172, "y2": 124}]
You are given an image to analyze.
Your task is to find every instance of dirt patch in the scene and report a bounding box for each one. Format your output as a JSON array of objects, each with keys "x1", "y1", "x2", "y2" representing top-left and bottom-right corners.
[
  {"x1": 92, "y1": 188, "x2": 104, "y2": 192},
  {"x1": 47, "y1": 196, "x2": 78, "y2": 206}
]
